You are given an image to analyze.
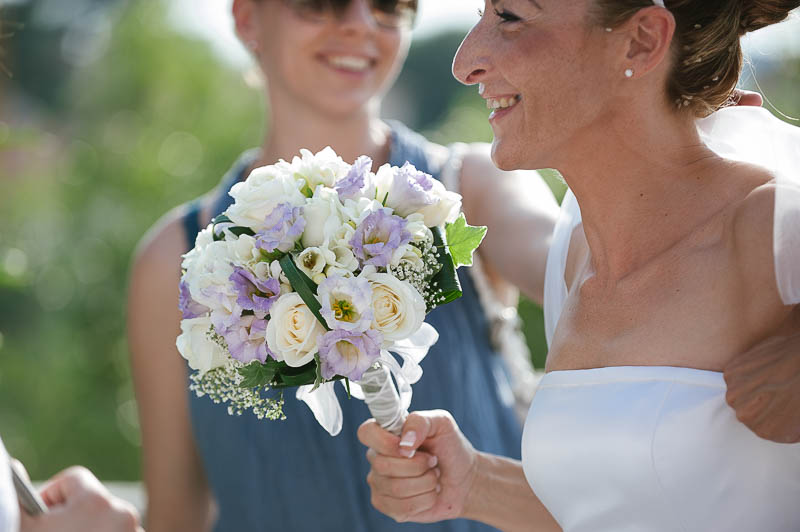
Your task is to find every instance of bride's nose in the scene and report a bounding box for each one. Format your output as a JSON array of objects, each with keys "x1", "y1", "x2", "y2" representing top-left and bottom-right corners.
[{"x1": 452, "y1": 23, "x2": 492, "y2": 86}]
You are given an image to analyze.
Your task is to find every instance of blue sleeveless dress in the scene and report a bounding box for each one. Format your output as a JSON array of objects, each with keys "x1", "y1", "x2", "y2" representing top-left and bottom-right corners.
[{"x1": 183, "y1": 122, "x2": 522, "y2": 532}]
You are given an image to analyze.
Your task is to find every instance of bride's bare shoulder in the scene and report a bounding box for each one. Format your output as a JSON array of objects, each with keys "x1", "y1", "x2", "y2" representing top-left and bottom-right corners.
[{"x1": 727, "y1": 162, "x2": 784, "y2": 305}]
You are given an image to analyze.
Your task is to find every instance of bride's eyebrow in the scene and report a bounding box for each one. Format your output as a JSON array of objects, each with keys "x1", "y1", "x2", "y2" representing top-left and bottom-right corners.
[{"x1": 490, "y1": 0, "x2": 543, "y2": 9}]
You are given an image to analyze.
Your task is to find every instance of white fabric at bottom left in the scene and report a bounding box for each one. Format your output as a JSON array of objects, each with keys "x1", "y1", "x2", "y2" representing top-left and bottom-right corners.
[{"x1": 0, "y1": 438, "x2": 19, "y2": 532}]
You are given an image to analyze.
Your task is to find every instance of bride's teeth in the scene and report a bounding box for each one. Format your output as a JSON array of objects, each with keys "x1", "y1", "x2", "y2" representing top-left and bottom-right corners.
[{"x1": 486, "y1": 95, "x2": 520, "y2": 110}]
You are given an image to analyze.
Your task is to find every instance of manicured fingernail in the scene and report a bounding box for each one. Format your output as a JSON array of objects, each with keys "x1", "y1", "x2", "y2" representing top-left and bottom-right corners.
[
  {"x1": 399, "y1": 431, "x2": 417, "y2": 448},
  {"x1": 428, "y1": 455, "x2": 438, "y2": 468},
  {"x1": 434, "y1": 467, "x2": 441, "y2": 478},
  {"x1": 435, "y1": 484, "x2": 441, "y2": 493}
]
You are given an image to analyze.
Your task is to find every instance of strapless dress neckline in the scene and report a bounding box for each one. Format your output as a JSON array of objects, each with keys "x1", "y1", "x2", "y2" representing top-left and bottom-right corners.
[{"x1": 522, "y1": 364, "x2": 800, "y2": 532}]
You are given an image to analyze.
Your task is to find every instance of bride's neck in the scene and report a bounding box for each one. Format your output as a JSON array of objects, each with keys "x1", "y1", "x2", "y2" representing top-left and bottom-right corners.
[
  {"x1": 257, "y1": 92, "x2": 391, "y2": 170},
  {"x1": 559, "y1": 105, "x2": 721, "y2": 282}
]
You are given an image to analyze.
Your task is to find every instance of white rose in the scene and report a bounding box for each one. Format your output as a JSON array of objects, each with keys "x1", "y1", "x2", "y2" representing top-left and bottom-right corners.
[
  {"x1": 176, "y1": 316, "x2": 229, "y2": 375},
  {"x1": 226, "y1": 169, "x2": 306, "y2": 231},
  {"x1": 266, "y1": 292, "x2": 326, "y2": 367},
  {"x1": 182, "y1": 240, "x2": 237, "y2": 313},
  {"x1": 302, "y1": 187, "x2": 344, "y2": 248},
  {"x1": 290, "y1": 147, "x2": 351, "y2": 190},
  {"x1": 363, "y1": 271, "x2": 426, "y2": 343},
  {"x1": 419, "y1": 180, "x2": 463, "y2": 227}
]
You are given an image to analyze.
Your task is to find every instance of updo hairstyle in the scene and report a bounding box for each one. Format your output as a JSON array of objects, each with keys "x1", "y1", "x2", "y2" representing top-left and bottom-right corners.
[{"x1": 594, "y1": 0, "x2": 800, "y2": 116}]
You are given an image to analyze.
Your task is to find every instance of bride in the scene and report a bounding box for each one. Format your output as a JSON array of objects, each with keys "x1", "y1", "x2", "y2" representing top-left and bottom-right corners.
[{"x1": 357, "y1": 0, "x2": 800, "y2": 530}]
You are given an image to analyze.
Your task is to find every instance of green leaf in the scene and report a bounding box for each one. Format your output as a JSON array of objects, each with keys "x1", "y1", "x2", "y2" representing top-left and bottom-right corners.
[
  {"x1": 278, "y1": 254, "x2": 329, "y2": 331},
  {"x1": 430, "y1": 226, "x2": 462, "y2": 309},
  {"x1": 211, "y1": 214, "x2": 232, "y2": 225},
  {"x1": 445, "y1": 213, "x2": 487, "y2": 268},
  {"x1": 311, "y1": 353, "x2": 324, "y2": 392},
  {"x1": 238, "y1": 362, "x2": 277, "y2": 389},
  {"x1": 211, "y1": 213, "x2": 255, "y2": 240}
]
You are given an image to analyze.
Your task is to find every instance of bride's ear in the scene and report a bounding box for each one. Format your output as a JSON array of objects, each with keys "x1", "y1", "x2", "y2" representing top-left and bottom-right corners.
[{"x1": 619, "y1": 7, "x2": 675, "y2": 79}]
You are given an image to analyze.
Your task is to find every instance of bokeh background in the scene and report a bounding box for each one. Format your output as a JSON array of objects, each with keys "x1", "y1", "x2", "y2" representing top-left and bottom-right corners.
[{"x1": 0, "y1": 0, "x2": 798, "y2": 483}]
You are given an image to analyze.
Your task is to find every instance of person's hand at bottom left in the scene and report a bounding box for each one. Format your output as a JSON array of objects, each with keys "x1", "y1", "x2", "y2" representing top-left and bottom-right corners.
[{"x1": 19, "y1": 466, "x2": 143, "y2": 532}]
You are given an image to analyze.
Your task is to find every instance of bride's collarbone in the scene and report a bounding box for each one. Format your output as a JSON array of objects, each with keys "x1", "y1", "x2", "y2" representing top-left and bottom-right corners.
[{"x1": 548, "y1": 254, "x2": 754, "y2": 373}]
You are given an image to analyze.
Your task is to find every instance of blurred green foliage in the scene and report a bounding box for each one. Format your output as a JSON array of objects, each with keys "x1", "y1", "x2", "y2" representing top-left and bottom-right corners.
[{"x1": 0, "y1": 0, "x2": 798, "y2": 481}]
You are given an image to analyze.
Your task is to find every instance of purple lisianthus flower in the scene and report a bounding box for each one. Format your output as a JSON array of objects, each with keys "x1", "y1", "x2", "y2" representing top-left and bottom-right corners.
[
  {"x1": 385, "y1": 163, "x2": 437, "y2": 217},
  {"x1": 179, "y1": 278, "x2": 210, "y2": 319},
  {"x1": 335, "y1": 155, "x2": 373, "y2": 201},
  {"x1": 318, "y1": 275, "x2": 374, "y2": 332},
  {"x1": 318, "y1": 328, "x2": 382, "y2": 381},
  {"x1": 255, "y1": 203, "x2": 306, "y2": 254},
  {"x1": 221, "y1": 315, "x2": 271, "y2": 364},
  {"x1": 230, "y1": 266, "x2": 280, "y2": 318},
  {"x1": 350, "y1": 209, "x2": 412, "y2": 268}
]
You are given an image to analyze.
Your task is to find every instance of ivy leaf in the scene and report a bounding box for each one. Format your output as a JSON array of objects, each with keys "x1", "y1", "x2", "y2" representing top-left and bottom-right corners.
[
  {"x1": 238, "y1": 362, "x2": 277, "y2": 389},
  {"x1": 445, "y1": 214, "x2": 487, "y2": 268}
]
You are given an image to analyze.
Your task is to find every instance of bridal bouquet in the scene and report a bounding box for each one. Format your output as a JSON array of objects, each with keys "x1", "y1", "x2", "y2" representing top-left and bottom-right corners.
[{"x1": 177, "y1": 148, "x2": 485, "y2": 435}]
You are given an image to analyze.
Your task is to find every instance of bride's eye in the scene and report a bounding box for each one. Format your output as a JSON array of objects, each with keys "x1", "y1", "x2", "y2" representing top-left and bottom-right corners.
[{"x1": 493, "y1": 8, "x2": 522, "y2": 23}]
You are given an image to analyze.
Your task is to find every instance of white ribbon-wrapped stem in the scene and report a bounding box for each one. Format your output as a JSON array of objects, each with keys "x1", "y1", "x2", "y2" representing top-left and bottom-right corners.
[{"x1": 360, "y1": 363, "x2": 408, "y2": 435}]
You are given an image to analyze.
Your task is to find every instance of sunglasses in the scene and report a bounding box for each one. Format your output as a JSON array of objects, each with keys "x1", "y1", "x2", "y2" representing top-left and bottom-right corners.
[{"x1": 282, "y1": 0, "x2": 418, "y2": 29}]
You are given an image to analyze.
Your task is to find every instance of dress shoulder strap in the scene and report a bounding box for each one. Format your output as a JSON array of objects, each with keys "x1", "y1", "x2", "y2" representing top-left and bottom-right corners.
[
  {"x1": 696, "y1": 107, "x2": 800, "y2": 306},
  {"x1": 181, "y1": 200, "x2": 203, "y2": 253},
  {"x1": 543, "y1": 188, "x2": 582, "y2": 347}
]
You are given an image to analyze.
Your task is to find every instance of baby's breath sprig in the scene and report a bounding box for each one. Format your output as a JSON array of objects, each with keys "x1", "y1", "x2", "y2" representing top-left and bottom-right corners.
[{"x1": 190, "y1": 363, "x2": 286, "y2": 421}]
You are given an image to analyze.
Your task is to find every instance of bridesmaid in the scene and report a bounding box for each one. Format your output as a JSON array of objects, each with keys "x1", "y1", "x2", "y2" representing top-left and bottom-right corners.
[{"x1": 126, "y1": 1, "x2": 559, "y2": 531}]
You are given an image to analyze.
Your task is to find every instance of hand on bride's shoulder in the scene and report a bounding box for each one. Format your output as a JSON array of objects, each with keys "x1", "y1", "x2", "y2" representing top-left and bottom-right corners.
[{"x1": 725, "y1": 307, "x2": 800, "y2": 443}]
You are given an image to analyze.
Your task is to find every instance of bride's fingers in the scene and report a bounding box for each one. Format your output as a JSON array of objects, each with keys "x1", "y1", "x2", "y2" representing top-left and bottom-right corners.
[
  {"x1": 370, "y1": 487, "x2": 439, "y2": 523},
  {"x1": 367, "y1": 448, "x2": 437, "y2": 478},
  {"x1": 367, "y1": 467, "x2": 441, "y2": 499},
  {"x1": 358, "y1": 419, "x2": 405, "y2": 457}
]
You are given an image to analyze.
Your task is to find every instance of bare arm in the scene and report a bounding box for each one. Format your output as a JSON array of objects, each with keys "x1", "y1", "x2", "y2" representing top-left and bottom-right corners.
[
  {"x1": 726, "y1": 182, "x2": 800, "y2": 443},
  {"x1": 358, "y1": 411, "x2": 560, "y2": 531},
  {"x1": 460, "y1": 144, "x2": 560, "y2": 305},
  {"x1": 127, "y1": 209, "x2": 215, "y2": 532}
]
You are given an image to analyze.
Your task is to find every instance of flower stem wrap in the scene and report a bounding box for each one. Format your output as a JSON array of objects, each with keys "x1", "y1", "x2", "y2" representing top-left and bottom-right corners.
[{"x1": 360, "y1": 363, "x2": 407, "y2": 435}]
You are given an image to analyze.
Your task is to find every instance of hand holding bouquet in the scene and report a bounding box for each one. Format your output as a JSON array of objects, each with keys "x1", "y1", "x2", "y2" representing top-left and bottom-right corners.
[{"x1": 177, "y1": 148, "x2": 486, "y2": 435}]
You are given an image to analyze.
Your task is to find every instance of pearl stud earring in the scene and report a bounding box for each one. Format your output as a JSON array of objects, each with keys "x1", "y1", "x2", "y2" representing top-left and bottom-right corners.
[{"x1": 624, "y1": 69, "x2": 634, "y2": 78}]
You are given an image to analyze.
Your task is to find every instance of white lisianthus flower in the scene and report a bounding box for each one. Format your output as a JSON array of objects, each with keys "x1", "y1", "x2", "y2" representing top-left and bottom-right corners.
[
  {"x1": 227, "y1": 233, "x2": 259, "y2": 266},
  {"x1": 269, "y1": 260, "x2": 293, "y2": 295},
  {"x1": 266, "y1": 293, "x2": 326, "y2": 367},
  {"x1": 362, "y1": 268, "x2": 426, "y2": 343},
  {"x1": 405, "y1": 213, "x2": 434, "y2": 244},
  {"x1": 296, "y1": 247, "x2": 334, "y2": 285},
  {"x1": 327, "y1": 243, "x2": 359, "y2": 273},
  {"x1": 182, "y1": 240, "x2": 238, "y2": 313},
  {"x1": 302, "y1": 187, "x2": 345, "y2": 248},
  {"x1": 341, "y1": 196, "x2": 384, "y2": 226},
  {"x1": 390, "y1": 244, "x2": 425, "y2": 271},
  {"x1": 226, "y1": 169, "x2": 306, "y2": 231},
  {"x1": 176, "y1": 316, "x2": 229, "y2": 375},
  {"x1": 318, "y1": 275, "x2": 374, "y2": 332},
  {"x1": 324, "y1": 265, "x2": 355, "y2": 278},
  {"x1": 181, "y1": 224, "x2": 215, "y2": 271},
  {"x1": 419, "y1": 180, "x2": 463, "y2": 228},
  {"x1": 290, "y1": 147, "x2": 351, "y2": 190}
]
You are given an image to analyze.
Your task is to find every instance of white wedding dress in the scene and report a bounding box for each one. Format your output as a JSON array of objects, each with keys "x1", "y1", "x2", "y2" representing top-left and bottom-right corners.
[{"x1": 522, "y1": 107, "x2": 800, "y2": 532}]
